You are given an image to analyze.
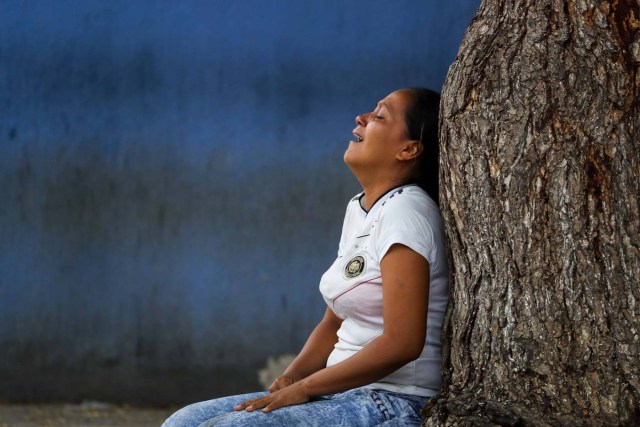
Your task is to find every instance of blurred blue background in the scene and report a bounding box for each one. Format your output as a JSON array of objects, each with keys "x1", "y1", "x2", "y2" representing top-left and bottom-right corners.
[{"x1": 0, "y1": 0, "x2": 479, "y2": 405}]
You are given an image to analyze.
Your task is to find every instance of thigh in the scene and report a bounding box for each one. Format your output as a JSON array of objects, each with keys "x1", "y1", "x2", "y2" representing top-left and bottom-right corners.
[
  {"x1": 162, "y1": 391, "x2": 268, "y2": 427},
  {"x1": 371, "y1": 391, "x2": 428, "y2": 426},
  {"x1": 199, "y1": 388, "x2": 390, "y2": 427}
]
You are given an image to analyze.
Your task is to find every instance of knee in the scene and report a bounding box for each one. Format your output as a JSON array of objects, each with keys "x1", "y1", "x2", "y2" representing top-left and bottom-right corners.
[
  {"x1": 161, "y1": 403, "x2": 202, "y2": 427},
  {"x1": 161, "y1": 392, "x2": 266, "y2": 427}
]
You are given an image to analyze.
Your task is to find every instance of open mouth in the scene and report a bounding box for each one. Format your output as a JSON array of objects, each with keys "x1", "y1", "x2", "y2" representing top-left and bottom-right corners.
[{"x1": 352, "y1": 132, "x2": 364, "y2": 143}]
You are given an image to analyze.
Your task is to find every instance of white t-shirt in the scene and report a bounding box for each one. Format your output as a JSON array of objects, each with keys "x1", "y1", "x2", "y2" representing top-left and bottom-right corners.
[{"x1": 319, "y1": 184, "x2": 448, "y2": 397}]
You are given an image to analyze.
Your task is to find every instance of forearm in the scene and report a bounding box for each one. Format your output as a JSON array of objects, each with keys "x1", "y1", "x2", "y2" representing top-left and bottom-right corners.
[
  {"x1": 299, "y1": 332, "x2": 418, "y2": 397},
  {"x1": 235, "y1": 246, "x2": 431, "y2": 414},
  {"x1": 281, "y1": 310, "x2": 341, "y2": 381},
  {"x1": 299, "y1": 246, "x2": 429, "y2": 397}
]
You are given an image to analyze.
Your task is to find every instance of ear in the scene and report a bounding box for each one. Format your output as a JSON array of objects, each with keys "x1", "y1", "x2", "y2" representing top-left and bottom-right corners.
[{"x1": 396, "y1": 141, "x2": 423, "y2": 161}]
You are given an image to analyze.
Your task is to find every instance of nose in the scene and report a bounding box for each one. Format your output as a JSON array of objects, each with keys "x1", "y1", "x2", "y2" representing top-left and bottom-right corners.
[{"x1": 355, "y1": 113, "x2": 368, "y2": 127}]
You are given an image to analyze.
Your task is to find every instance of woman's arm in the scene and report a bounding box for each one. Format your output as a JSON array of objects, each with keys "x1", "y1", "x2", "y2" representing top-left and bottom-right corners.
[
  {"x1": 268, "y1": 307, "x2": 343, "y2": 391},
  {"x1": 236, "y1": 243, "x2": 430, "y2": 412}
]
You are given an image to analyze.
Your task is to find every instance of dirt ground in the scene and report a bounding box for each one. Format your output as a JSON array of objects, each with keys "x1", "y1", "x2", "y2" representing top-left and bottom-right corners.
[{"x1": 0, "y1": 402, "x2": 175, "y2": 427}]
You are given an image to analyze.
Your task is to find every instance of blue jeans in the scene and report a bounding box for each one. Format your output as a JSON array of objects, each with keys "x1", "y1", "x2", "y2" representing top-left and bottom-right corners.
[{"x1": 162, "y1": 387, "x2": 428, "y2": 426}]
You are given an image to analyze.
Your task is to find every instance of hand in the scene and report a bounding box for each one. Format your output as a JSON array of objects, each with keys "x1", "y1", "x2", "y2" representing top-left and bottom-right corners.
[
  {"x1": 234, "y1": 381, "x2": 310, "y2": 413},
  {"x1": 268, "y1": 376, "x2": 294, "y2": 393}
]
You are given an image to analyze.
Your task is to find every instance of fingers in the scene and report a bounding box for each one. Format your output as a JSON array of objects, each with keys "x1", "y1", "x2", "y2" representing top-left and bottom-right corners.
[
  {"x1": 233, "y1": 397, "x2": 261, "y2": 411},
  {"x1": 233, "y1": 382, "x2": 308, "y2": 414},
  {"x1": 267, "y1": 382, "x2": 279, "y2": 393},
  {"x1": 262, "y1": 400, "x2": 281, "y2": 413},
  {"x1": 268, "y1": 376, "x2": 293, "y2": 393},
  {"x1": 234, "y1": 396, "x2": 272, "y2": 412},
  {"x1": 253, "y1": 396, "x2": 286, "y2": 413}
]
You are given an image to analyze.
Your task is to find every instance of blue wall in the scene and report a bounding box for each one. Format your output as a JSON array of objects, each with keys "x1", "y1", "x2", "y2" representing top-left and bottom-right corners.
[{"x1": 0, "y1": 0, "x2": 479, "y2": 405}]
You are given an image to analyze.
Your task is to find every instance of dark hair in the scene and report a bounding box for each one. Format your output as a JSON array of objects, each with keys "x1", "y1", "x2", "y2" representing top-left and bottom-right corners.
[{"x1": 403, "y1": 87, "x2": 441, "y2": 204}]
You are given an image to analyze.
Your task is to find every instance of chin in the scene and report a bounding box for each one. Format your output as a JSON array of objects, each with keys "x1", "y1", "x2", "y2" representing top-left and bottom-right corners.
[
  {"x1": 343, "y1": 148, "x2": 355, "y2": 166},
  {"x1": 343, "y1": 151, "x2": 361, "y2": 175}
]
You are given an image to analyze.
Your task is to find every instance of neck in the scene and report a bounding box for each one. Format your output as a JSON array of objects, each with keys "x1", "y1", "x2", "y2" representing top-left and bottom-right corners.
[
  {"x1": 347, "y1": 162, "x2": 413, "y2": 211},
  {"x1": 359, "y1": 179, "x2": 408, "y2": 212}
]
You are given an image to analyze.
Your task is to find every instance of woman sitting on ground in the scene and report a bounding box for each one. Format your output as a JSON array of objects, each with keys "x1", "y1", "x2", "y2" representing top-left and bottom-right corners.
[{"x1": 163, "y1": 87, "x2": 449, "y2": 427}]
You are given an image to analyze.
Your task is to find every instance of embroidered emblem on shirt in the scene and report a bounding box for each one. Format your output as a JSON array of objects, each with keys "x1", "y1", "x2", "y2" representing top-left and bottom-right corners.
[{"x1": 343, "y1": 254, "x2": 366, "y2": 279}]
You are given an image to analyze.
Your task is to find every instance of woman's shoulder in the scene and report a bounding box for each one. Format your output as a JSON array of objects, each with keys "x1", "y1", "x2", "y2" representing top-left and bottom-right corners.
[
  {"x1": 343, "y1": 191, "x2": 364, "y2": 213},
  {"x1": 381, "y1": 185, "x2": 439, "y2": 216},
  {"x1": 349, "y1": 191, "x2": 364, "y2": 204}
]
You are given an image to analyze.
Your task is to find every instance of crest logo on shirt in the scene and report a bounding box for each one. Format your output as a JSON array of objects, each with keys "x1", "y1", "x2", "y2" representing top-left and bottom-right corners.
[{"x1": 343, "y1": 254, "x2": 366, "y2": 279}]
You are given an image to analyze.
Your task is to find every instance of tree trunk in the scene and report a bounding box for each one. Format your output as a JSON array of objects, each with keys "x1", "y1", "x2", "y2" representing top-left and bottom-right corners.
[{"x1": 423, "y1": 0, "x2": 639, "y2": 425}]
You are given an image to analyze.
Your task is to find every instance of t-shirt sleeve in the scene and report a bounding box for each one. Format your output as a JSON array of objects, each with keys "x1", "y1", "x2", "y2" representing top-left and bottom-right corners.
[{"x1": 373, "y1": 199, "x2": 436, "y2": 267}]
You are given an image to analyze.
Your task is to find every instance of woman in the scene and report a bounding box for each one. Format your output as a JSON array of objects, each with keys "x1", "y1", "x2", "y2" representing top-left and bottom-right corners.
[{"x1": 163, "y1": 88, "x2": 448, "y2": 426}]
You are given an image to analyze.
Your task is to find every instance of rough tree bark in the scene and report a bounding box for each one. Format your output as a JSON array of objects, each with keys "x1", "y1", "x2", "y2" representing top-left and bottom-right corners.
[{"x1": 423, "y1": 0, "x2": 639, "y2": 425}]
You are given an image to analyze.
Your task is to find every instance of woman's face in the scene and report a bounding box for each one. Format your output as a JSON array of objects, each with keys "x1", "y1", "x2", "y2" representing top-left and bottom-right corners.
[{"x1": 344, "y1": 89, "x2": 415, "y2": 172}]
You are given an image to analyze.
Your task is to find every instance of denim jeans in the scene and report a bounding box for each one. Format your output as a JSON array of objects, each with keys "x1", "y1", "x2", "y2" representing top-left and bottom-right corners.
[{"x1": 162, "y1": 386, "x2": 428, "y2": 426}]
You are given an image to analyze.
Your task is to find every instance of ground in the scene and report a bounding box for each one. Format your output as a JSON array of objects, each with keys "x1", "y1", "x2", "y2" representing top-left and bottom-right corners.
[{"x1": 0, "y1": 402, "x2": 175, "y2": 427}]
